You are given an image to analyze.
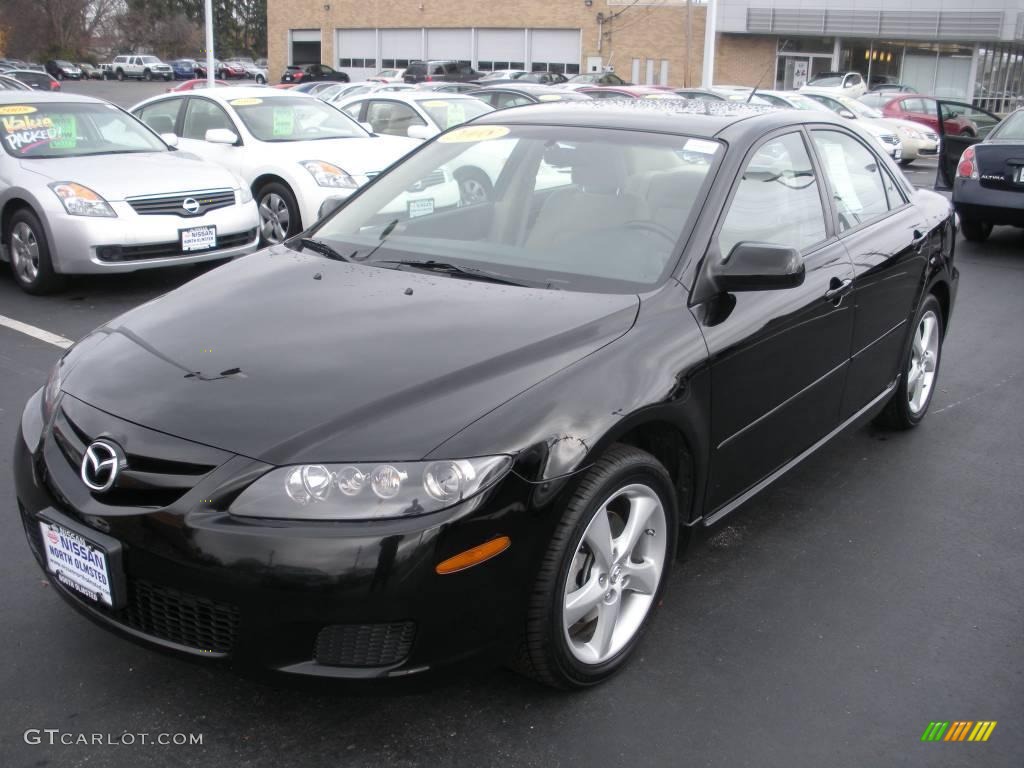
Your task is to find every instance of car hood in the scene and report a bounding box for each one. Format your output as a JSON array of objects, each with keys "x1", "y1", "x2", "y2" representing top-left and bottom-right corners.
[
  {"x1": 60, "y1": 248, "x2": 639, "y2": 464},
  {"x1": 251, "y1": 135, "x2": 419, "y2": 175},
  {"x1": 876, "y1": 117, "x2": 937, "y2": 138},
  {"x1": 20, "y1": 152, "x2": 239, "y2": 200}
]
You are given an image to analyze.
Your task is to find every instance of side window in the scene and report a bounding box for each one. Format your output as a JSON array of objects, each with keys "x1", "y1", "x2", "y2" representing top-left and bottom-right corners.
[
  {"x1": 811, "y1": 130, "x2": 890, "y2": 230},
  {"x1": 718, "y1": 132, "x2": 827, "y2": 257},
  {"x1": 137, "y1": 99, "x2": 184, "y2": 135},
  {"x1": 881, "y1": 169, "x2": 905, "y2": 210},
  {"x1": 181, "y1": 98, "x2": 234, "y2": 140},
  {"x1": 902, "y1": 98, "x2": 925, "y2": 114},
  {"x1": 341, "y1": 102, "x2": 363, "y2": 119},
  {"x1": 473, "y1": 92, "x2": 498, "y2": 107},
  {"x1": 365, "y1": 101, "x2": 426, "y2": 137}
]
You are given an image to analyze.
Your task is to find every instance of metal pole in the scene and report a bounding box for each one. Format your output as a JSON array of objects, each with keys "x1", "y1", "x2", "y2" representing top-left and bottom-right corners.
[
  {"x1": 701, "y1": 0, "x2": 717, "y2": 87},
  {"x1": 205, "y1": 0, "x2": 215, "y2": 86}
]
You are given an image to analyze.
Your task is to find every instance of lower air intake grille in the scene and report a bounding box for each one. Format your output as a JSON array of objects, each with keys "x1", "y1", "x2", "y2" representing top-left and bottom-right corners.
[
  {"x1": 120, "y1": 580, "x2": 239, "y2": 654},
  {"x1": 314, "y1": 622, "x2": 416, "y2": 667}
]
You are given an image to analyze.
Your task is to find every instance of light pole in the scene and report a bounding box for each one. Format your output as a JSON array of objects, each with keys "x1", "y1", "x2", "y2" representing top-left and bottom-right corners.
[
  {"x1": 205, "y1": 0, "x2": 215, "y2": 86},
  {"x1": 701, "y1": 0, "x2": 717, "y2": 88}
]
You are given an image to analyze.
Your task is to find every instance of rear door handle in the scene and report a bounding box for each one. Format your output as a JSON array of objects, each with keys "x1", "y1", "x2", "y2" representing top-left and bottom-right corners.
[{"x1": 825, "y1": 277, "x2": 853, "y2": 302}]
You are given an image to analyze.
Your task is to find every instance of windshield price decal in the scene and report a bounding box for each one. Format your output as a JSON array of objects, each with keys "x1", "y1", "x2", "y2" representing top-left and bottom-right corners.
[
  {"x1": 1, "y1": 114, "x2": 74, "y2": 153},
  {"x1": 438, "y1": 125, "x2": 510, "y2": 143},
  {"x1": 272, "y1": 107, "x2": 294, "y2": 136},
  {"x1": 445, "y1": 102, "x2": 466, "y2": 129},
  {"x1": 0, "y1": 105, "x2": 37, "y2": 116},
  {"x1": 230, "y1": 97, "x2": 262, "y2": 106}
]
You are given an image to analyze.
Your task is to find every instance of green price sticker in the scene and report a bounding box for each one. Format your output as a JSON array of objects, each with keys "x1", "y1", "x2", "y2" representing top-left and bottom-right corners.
[
  {"x1": 272, "y1": 108, "x2": 294, "y2": 137},
  {"x1": 446, "y1": 102, "x2": 466, "y2": 129},
  {"x1": 49, "y1": 115, "x2": 77, "y2": 149}
]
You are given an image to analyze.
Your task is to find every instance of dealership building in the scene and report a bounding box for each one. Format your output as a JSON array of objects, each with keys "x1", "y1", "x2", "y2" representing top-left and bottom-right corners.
[{"x1": 268, "y1": 0, "x2": 1024, "y2": 109}]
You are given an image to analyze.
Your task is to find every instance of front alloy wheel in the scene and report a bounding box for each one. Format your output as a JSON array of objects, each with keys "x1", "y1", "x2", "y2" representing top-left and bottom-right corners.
[
  {"x1": 257, "y1": 183, "x2": 299, "y2": 245},
  {"x1": 7, "y1": 208, "x2": 64, "y2": 294},
  {"x1": 515, "y1": 444, "x2": 678, "y2": 688}
]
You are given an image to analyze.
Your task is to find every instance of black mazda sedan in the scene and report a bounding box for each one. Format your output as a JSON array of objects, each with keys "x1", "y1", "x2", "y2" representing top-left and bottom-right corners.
[{"x1": 15, "y1": 101, "x2": 958, "y2": 688}]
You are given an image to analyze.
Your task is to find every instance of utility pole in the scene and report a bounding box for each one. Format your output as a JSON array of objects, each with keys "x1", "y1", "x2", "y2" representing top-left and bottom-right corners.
[
  {"x1": 701, "y1": 0, "x2": 717, "y2": 87},
  {"x1": 205, "y1": 0, "x2": 215, "y2": 86}
]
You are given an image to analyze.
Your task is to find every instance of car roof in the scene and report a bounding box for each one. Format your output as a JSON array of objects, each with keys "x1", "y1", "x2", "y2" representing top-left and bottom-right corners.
[
  {"x1": 345, "y1": 91, "x2": 483, "y2": 103},
  {"x1": 470, "y1": 98, "x2": 824, "y2": 139},
  {"x1": 578, "y1": 85, "x2": 666, "y2": 95},
  {"x1": 0, "y1": 90, "x2": 96, "y2": 104},
  {"x1": 475, "y1": 83, "x2": 575, "y2": 93}
]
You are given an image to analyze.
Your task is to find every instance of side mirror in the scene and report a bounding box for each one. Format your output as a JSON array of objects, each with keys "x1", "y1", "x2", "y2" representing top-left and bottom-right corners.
[
  {"x1": 360, "y1": 121, "x2": 375, "y2": 134},
  {"x1": 712, "y1": 242, "x2": 805, "y2": 292},
  {"x1": 161, "y1": 132, "x2": 179, "y2": 147},
  {"x1": 205, "y1": 128, "x2": 239, "y2": 145},
  {"x1": 407, "y1": 124, "x2": 433, "y2": 140},
  {"x1": 317, "y1": 196, "x2": 347, "y2": 220},
  {"x1": 839, "y1": 109, "x2": 856, "y2": 119}
]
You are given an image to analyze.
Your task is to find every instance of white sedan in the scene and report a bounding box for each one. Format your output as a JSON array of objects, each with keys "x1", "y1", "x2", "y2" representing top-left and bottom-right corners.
[{"x1": 131, "y1": 87, "x2": 428, "y2": 244}]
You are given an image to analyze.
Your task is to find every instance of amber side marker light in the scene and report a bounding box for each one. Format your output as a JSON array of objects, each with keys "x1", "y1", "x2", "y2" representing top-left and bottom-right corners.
[{"x1": 435, "y1": 536, "x2": 511, "y2": 575}]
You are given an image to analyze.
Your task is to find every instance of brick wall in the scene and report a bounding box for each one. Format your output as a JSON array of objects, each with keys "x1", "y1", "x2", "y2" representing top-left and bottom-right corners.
[{"x1": 266, "y1": 1, "x2": 768, "y2": 89}]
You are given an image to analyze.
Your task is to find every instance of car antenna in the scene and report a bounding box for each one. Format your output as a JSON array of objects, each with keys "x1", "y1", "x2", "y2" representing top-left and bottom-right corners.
[{"x1": 747, "y1": 40, "x2": 790, "y2": 103}]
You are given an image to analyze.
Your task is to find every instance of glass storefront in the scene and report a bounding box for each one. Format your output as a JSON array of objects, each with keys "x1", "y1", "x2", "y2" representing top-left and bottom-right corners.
[
  {"x1": 775, "y1": 38, "x2": 834, "y2": 90},
  {"x1": 974, "y1": 43, "x2": 1024, "y2": 113}
]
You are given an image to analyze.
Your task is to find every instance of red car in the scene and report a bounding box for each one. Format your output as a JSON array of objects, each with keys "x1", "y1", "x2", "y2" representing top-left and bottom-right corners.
[
  {"x1": 577, "y1": 85, "x2": 674, "y2": 99},
  {"x1": 218, "y1": 61, "x2": 248, "y2": 79},
  {"x1": 882, "y1": 94, "x2": 998, "y2": 137},
  {"x1": 166, "y1": 78, "x2": 227, "y2": 93}
]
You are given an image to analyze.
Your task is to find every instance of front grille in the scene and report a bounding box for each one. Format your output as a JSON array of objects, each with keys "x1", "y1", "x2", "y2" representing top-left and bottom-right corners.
[
  {"x1": 127, "y1": 189, "x2": 236, "y2": 218},
  {"x1": 879, "y1": 133, "x2": 899, "y2": 145},
  {"x1": 406, "y1": 169, "x2": 446, "y2": 192},
  {"x1": 314, "y1": 622, "x2": 416, "y2": 667},
  {"x1": 118, "y1": 580, "x2": 239, "y2": 653},
  {"x1": 96, "y1": 228, "x2": 256, "y2": 262},
  {"x1": 50, "y1": 401, "x2": 219, "y2": 508}
]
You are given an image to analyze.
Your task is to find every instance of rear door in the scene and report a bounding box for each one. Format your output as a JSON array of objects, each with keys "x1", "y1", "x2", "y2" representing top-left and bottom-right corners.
[
  {"x1": 937, "y1": 101, "x2": 1002, "y2": 187},
  {"x1": 696, "y1": 128, "x2": 855, "y2": 513},
  {"x1": 809, "y1": 128, "x2": 928, "y2": 417}
]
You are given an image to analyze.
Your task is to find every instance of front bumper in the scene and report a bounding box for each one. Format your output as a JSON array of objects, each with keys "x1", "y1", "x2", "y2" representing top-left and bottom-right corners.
[
  {"x1": 14, "y1": 393, "x2": 544, "y2": 679},
  {"x1": 44, "y1": 199, "x2": 260, "y2": 274}
]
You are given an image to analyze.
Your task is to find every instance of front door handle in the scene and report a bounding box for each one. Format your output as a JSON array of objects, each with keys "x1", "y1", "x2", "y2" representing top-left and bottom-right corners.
[{"x1": 824, "y1": 277, "x2": 853, "y2": 302}]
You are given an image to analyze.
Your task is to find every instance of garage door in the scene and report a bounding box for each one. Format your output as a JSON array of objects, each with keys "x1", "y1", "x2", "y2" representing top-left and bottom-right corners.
[
  {"x1": 426, "y1": 29, "x2": 472, "y2": 64},
  {"x1": 337, "y1": 29, "x2": 377, "y2": 81},
  {"x1": 380, "y1": 29, "x2": 423, "y2": 69},
  {"x1": 477, "y1": 29, "x2": 526, "y2": 72},
  {"x1": 528, "y1": 29, "x2": 581, "y2": 75},
  {"x1": 290, "y1": 29, "x2": 321, "y2": 66}
]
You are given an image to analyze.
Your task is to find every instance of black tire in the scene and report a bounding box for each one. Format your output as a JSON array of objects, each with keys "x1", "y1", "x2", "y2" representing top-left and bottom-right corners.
[
  {"x1": 875, "y1": 294, "x2": 944, "y2": 430},
  {"x1": 456, "y1": 168, "x2": 493, "y2": 205},
  {"x1": 514, "y1": 444, "x2": 678, "y2": 689},
  {"x1": 961, "y1": 216, "x2": 992, "y2": 242},
  {"x1": 143, "y1": 69, "x2": 152, "y2": 82},
  {"x1": 6, "y1": 207, "x2": 65, "y2": 295},
  {"x1": 255, "y1": 181, "x2": 301, "y2": 245},
  {"x1": 116, "y1": 69, "x2": 124, "y2": 81},
  {"x1": 899, "y1": 158, "x2": 913, "y2": 167},
  {"x1": 256, "y1": 75, "x2": 266, "y2": 85}
]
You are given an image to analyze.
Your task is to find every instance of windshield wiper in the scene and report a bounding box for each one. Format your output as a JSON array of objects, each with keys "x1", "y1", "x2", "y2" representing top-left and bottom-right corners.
[
  {"x1": 371, "y1": 259, "x2": 528, "y2": 287},
  {"x1": 293, "y1": 237, "x2": 351, "y2": 261}
]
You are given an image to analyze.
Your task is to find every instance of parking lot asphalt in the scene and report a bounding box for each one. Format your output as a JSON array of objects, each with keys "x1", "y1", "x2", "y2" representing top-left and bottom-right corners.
[{"x1": 1, "y1": 94, "x2": 1021, "y2": 765}]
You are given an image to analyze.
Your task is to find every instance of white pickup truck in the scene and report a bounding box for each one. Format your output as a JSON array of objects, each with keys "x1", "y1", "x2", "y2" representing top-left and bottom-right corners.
[{"x1": 111, "y1": 55, "x2": 173, "y2": 82}]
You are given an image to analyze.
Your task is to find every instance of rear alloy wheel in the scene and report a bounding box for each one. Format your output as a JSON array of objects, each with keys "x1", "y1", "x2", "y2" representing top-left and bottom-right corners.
[
  {"x1": 876, "y1": 294, "x2": 944, "y2": 429},
  {"x1": 6, "y1": 208, "x2": 64, "y2": 294},
  {"x1": 257, "y1": 183, "x2": 300, "y2": 245},
  {"x1": 116, "y1": 69, "x2": 124, "y2": 81},
  {"x1": 456, "y1": 169, "x2": 492, "y2": 205},
  {"x1": 515, "y1": 445, "x2": 677, "y2": 688},
  {"x1": 961, "y1": 216, "x2": 992, "y2": 242}
]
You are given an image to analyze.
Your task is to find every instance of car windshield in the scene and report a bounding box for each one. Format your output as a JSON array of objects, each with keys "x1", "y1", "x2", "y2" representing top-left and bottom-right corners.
[
  {"x1": 837, "y1": 96, "x2": 881, "y2": 118},
  {"x1": 416, "y1": 98, "x2": 493, "y2": 129},
  {"x1": 311, "y1": 124, "x2": 722, "y2": 293},
  {"x1": 783, "y1": 94, "x2": 823, "y2": 110},
  {"x1": 0, "y1": 101, "x2": 167, "y2": 158},
  {"x1": 229, "y1": 96, "x2": 369, "y2": 141},
  {"x1": 808, "y1": 74, "x2": 844, "y2": 87},
  {"x1": 57, "y1": 61, "x2": 73, "y2": 67}
]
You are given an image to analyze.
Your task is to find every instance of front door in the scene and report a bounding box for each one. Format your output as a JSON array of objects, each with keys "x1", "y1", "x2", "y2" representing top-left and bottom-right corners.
[{"x1": 694, "y1": 129, "x2": 855, "y2": 513}]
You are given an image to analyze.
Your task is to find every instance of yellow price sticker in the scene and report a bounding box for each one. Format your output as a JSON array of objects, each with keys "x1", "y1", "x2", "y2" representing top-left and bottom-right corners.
[
  {"x1": 0, "y1": 105, "x2": 37, "y2": 115},
  {"x1": 421, "y1": 100, "x2": 448, "y2": 108},
  {"x1": 438, "y1": 125, "x2": 511, "y2": 143},
  {"x1": 537, "y1": 94, "x2": 563, "y2": 102},
  {"x1": 230, "y1": 97, "x2": 263, "y2": 106}
]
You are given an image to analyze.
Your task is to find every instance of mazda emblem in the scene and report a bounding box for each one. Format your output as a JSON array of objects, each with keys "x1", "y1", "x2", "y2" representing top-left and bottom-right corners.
[
  {"x1": 80, "y1": 440, "x2": 125, "y2": 492},
  {"x1": 182, "y1": 197, "x2": 201, "y2": 215}
]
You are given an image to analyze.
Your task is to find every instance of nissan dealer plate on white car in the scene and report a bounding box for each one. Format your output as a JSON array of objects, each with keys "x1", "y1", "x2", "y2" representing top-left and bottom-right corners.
[
  {"x1": 39, "y1": 520, "x2": 113, "y2": 606},
  {"x1": 181, "y1": 225, "x2": 217, "y2": 252}
]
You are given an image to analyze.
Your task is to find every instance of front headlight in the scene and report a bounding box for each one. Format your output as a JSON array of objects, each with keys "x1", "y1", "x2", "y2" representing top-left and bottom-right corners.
[
  {"x1": 42, "y1": 358, "x2": 63, "y2": 421},
  {"x1": 899, "y1": 126, "x2": 924, "y2": 140},
  {"x1": 301, "y1": 160, "x2": 358, "y2": 189},
  {"x1": 237, "y1": 185, "x2": 253, "y2": 204},
  {"x1": 229, "y1": 455, "x2": 512, "y2": 520},
  {"x1": 49, "y1": 182, "x2": 116, "y2": 217}
]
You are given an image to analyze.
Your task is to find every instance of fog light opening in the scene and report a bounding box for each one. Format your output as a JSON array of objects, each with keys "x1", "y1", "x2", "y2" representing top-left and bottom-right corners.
[{"x1": 435, "y1": 536, "x2": 511, "y2": 575}]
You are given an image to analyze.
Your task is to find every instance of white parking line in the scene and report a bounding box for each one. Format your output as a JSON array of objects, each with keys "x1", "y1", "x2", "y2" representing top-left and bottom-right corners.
[{"x1": 0, "y1": 314, "x2": 74, "y2": 350}]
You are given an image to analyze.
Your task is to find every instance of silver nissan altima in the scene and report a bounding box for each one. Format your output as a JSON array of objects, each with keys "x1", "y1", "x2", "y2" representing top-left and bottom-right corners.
[{"x1": 0, "y1": 92, "x2": 260, "y2": 293}]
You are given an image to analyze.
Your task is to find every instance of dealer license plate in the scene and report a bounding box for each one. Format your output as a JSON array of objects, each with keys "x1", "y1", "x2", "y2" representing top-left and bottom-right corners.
[
  {"x1": 408, "y1": 198, "x2": 435, "y2": 218},
  {"x1": 1015, "y1": 166, "x2": 1024, "y2": 184},
  {"x1": 180, "y1": 225, "x2": 216, "y2": 252},
  {"x1": 39, "y1": 520, "x2": 113, "y2": 606}
]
